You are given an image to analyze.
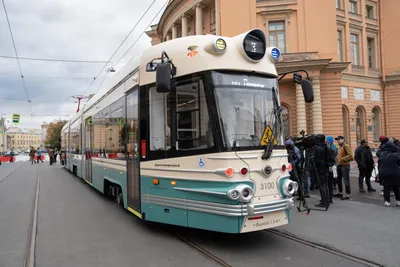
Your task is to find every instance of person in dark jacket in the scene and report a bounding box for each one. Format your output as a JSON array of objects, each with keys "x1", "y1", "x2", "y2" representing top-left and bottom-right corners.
[
  {"x1": 285, "y1": 139, "x2": 310, "y2": 198},
  {"x1": 376, "y1": 136, "x2": 389, "y2": 157},
  {"x1": 313, "y1": 134, "x2": 330, "y2": 208},
  {"x1": 378, "y1": 142, "x2": 400, "y2": 207},
  {"x1": 354, "y1": 139, "x2": 376, "y2": 193}
]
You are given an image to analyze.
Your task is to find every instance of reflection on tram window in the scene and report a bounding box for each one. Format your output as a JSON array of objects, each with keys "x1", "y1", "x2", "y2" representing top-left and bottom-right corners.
[
  {"x1": 149, "y1": 76, "x2": 214, "y2": 152},
  {"x1": 70, "y1": 124, "x2": 81, "y2": 154},
  {"x1": 175, "y1": 77, "x2": 213, "y2": 150},
  {"x1": 149, "y1": 87, "x2": 170, "y2": 151},
  {"x1": 92, "y1": 96, "x2": 126, "y2": 160}
]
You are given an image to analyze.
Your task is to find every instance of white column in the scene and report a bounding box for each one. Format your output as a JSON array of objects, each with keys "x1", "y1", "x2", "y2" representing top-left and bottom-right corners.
[
  {"x1": 311, "y1": 77, "x2": 323, "y2": 134},
  {"x1": 296, "y1": 83, "x2": 307, "y2": 133},
  {"x1": 195, "y1": 4, "x2": 203, "y2": 35},
  {"x1": 215, "y1": 0, "x2": 220, "y2": 35},
  {"x1": 172, "y1": 25, "x2": 178, "y2": 39},
  {"x1": 166, "y1": 33, "x2": 171, "y2": 41},
  {"x1": 181, "y1": 15, "x2": 188, "y2": 37}
]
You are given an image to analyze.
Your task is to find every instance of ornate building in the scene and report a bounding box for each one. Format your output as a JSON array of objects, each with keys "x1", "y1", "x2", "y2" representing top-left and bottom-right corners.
[{"x1": 146, "y1": 0, "x2": 400, "y2": 150}]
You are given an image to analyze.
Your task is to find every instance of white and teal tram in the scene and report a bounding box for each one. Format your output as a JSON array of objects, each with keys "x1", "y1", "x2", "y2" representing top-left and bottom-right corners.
[{"x1": 61, "y1": 29, "x2": 314, "y2": 233}]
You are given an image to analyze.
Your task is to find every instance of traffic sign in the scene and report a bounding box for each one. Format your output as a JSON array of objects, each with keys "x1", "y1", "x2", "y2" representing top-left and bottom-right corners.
[
  {"x1": 260, "y1": 126, "x2": 278, "y2": 146},
  {"x1": 12, "y1": 114, "x2": 20, "y2": 124}
]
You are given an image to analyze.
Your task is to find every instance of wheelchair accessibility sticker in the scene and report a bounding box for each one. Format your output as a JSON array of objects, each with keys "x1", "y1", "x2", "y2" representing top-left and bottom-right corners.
[{"x1": 198, "y1": 157, "x2": 205, "y2": 168}]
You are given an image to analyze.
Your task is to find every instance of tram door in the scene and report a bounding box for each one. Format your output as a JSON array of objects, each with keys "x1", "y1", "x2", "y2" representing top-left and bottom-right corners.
[
  {"x1": 127, "y1": 90, "x2": 141, "y2": 212},
  {"x1": 85, "y1": 118, "x2": 93, "y2": 183}
]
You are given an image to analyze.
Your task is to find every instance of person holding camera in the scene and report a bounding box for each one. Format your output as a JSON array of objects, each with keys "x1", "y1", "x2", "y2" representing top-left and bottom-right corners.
[{"x1": 285, "y1": 139, "x2": 310, "y2": 199}]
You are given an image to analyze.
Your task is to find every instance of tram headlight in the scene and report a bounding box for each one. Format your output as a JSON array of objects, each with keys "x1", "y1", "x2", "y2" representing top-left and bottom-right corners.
[
  {"x1": 282, "y1": 179, "x2": 298, "y2": 197},
  {"x1": 227, "y1": 189, "x2": 240, "y2": 200},
  {"x1": 235, "y1": 184, "x2": 254, "y2": 203}
]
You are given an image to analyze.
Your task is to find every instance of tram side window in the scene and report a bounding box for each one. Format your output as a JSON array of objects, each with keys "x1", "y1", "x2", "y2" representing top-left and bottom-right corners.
[
  {"x1": 175, "y1": 77, "x2": 213, "y2": 150},
  {"x1": 127, "y1": 90, "x2": 139, "y2": 158},
  {"x1": 92, "y1": 106, "x2": 109, "y2": 156},
  {"x1": 70, "y1": 125, "x2": 81, "y2": 154},
  {"x1": 149, "y1": 87, "x2": 170, "y2": 151},
  {"x1": 109, "y1": 97, "x2": 126, "y2": 160}
]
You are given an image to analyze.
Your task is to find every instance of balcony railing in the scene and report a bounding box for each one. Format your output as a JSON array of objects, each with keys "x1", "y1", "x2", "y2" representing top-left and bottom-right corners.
[
  {"x1": 348, "y1": 12, "x2": 362, "y2": 22},
  {"x1": 279, "y1": 52, "x2": 317, "y2": 62},
  {"x1": 368, "y1": 68, "x2": 381, "y2": 77},
  {"x1": 351, "y1": 65, "x2": 365, "y2": 75}
]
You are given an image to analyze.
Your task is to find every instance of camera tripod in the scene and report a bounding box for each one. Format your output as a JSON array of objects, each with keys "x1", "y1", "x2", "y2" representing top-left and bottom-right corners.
[
  {"x1": 289, "y1": 147, "x2": 330, "y2": 214},
  {"x1": 303, "y1": 148, "x2": 330, "y2": 211}
]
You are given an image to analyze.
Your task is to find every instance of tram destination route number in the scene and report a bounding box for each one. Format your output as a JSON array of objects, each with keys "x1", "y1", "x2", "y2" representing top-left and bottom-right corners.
[{"x1": 259, "y1": 182, "x2": 275, "y2": 191}]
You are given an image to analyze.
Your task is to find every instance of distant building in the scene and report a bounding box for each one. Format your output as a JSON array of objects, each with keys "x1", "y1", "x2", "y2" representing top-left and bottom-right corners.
[
  {"x1": 41, "y1": 122, "x2": 49, "y2": 143},
  {"x1": 7, "y1": 128, "x2": 43, "y2": 151}
]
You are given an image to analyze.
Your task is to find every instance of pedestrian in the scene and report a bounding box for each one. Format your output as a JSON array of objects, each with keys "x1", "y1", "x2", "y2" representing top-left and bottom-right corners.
[
  {"x1": 314, "y1": 134, "x2": 333, "y2": 208},
  {"x1": 29, "y1": 147, "x2": 36, "y2": 164},
  {"x1": 54, "y1": 148, "x2": 58, "y2": 164},
  {"x1": 334, "y1": 136, "x2": 354, "y2": 200},
  {"x1": 9, "y1": 148, "x2": 14, "y2": 163},
  {"x1": 326, "y1": 136, "x2": 338, "y2": 189},
  {"x1": 36, "y1": 147, "x2": 43, "y2": 163},
  {"x1": 48, "y1": 147, "x2": 54, "y2": 165},
  {"x1": 354, "y1": 140, "x2": 376, "y2": 193},
  {"x1": 377, "y1": 142, "x2": 400, "y2": 207},
  {"x1": 285, "y1": 139, "x2": 310, "y2": 199}
]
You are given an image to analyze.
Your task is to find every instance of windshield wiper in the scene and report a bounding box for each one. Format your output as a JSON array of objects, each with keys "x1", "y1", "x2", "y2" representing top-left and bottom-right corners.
[{"x1": 261, "y1": 86, "x2": 281, "y2": 160}]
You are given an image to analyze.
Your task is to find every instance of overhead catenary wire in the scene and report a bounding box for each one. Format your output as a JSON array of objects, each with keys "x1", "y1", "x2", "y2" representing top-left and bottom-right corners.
[
  {"x1": 92, "y1": 0, "x2": 168, "y2": 96},
  {"x1": 0, "y1": 55, "x2": 109, "y2": 64},
  {"x1": 80, "y1": 0, "x2": 159, "y2": 97},
  {"x1": 113, "y1": 0, "x2": 168, "y2": 67},
  {"x1": 0, "y1": 72, "x2": 94, "y2": 80},
  {"x1": 1, "y1": 0, "x2": 32, "y2": 114}
]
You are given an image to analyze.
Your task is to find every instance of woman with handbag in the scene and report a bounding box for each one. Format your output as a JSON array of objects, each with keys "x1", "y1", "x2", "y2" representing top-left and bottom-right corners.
[{"x1": 377, "y1": 142, "x2": 400, "y2": 207}]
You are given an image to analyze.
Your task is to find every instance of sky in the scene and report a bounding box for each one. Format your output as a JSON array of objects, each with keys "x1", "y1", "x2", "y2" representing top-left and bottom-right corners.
[{"x1": 0, "y1": 0, "x2": 167, "y2": 129}]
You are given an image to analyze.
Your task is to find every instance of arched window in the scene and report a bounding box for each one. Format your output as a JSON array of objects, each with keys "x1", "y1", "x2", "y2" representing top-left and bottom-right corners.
[
  {"x1": 372, "y1": 107, "x2": 382, "y2": 141},
  {"x1": 342, "y1": 105, "x2": 350, "y2": 142},
  {"x1": 355, "y1": 106, "x2": 366, "y2": 144},
  {"x1": 281, "y1": 105, "x2": 290, "y2": 139}
]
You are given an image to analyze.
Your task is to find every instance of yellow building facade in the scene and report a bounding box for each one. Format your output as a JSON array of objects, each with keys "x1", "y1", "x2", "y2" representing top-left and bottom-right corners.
[{"x1": 7, "y1": 129, "x2": 43, "y2": 151}]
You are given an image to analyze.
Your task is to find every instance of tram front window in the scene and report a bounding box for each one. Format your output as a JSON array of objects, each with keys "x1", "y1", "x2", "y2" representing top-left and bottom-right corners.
[{"x1": 212, "y1": 71, "x2": 282, "y2": 150}]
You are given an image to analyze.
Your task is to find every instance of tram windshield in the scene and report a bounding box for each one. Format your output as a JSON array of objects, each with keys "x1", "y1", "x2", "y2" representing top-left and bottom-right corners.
[{"x1": 212, "y1": 71, "x2": 282, "y2": 150}]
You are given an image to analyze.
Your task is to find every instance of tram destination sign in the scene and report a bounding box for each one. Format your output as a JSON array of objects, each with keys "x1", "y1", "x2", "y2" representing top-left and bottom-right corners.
[{"x1": 212, "y1": 72, "x2": 275, "y2": 89}]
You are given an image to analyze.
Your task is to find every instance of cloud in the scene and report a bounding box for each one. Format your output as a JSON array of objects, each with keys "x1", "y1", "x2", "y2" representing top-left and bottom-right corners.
[{"x1": 0, "y1": 0, "x2": 166, "y2": 129}]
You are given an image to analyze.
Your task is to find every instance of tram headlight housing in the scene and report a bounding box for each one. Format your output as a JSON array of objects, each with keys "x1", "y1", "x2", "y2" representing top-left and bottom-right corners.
[
  {"x1": 227, "y1": 184, "x2": 254, "y2": 203},
  {"x1": 234, "y1": 28, "x2": 266, "y2": 62},
  {"x1": 227, "y1": 189, "x2": 240, "y2": 200},
  {"x1": 282, "y1": 179, "x2": 298, "y2": 197}
]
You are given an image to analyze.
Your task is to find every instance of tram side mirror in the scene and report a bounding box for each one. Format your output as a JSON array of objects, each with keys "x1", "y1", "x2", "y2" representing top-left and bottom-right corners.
[
  {"x1": 156, "y1": 62, "x2": 172, "y2": 93},
  {"x1": 301, "y1": 79, "x2": 314, "y2": 103},
  {"x1": 146, "y1": 62, "x2": 157, "y2": 72}
]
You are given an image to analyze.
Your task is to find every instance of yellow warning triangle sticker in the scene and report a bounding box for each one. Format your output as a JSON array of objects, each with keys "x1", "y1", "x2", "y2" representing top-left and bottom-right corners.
[{"x1": 260, "y1": 125, "x2": 278, "y2": 146}]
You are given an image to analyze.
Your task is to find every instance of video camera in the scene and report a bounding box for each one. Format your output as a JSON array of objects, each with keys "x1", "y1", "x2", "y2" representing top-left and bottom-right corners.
[{"x1": 291, "y1": 131, "x2": 318, "y2": 150}]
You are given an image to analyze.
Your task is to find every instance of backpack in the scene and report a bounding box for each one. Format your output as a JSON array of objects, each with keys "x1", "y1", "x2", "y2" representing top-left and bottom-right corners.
[{"x1": 325, "y1": 146, "x2": 336, "y2": 167}]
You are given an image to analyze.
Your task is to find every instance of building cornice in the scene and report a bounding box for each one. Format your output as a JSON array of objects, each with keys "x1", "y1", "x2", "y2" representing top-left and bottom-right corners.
[
  {"x1": 342, "y1": 73, "x2": 382, "y2": 85},
  {"x1": 321, "y1": 62, "x2": 351, "y2": 73},
  {"x1": 276, "y1": 59, "x2": 332, "y2": 73},
  {"x1": 385, "y1": 74, "x2": 400, "y2": 84}
]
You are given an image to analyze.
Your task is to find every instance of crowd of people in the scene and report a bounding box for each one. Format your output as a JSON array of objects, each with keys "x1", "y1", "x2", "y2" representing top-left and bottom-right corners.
[{"x1": 285, "y1": 134, "x2": 400, "y2": 208}]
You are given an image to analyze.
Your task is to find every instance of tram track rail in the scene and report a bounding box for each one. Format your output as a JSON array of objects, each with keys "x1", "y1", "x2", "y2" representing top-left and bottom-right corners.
[
  {"x1": 0, "y1": 162, "x2": 26, "y2": 186},
  {"x1": 167, "y1": 229, "x2": 232, "y2": 267},
  {"x1": 23, "y1": 169, "x2": 40, "y2": 267},
  {"x1": 267, "y1": 229, "x2": 384, "y2": 267}
]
